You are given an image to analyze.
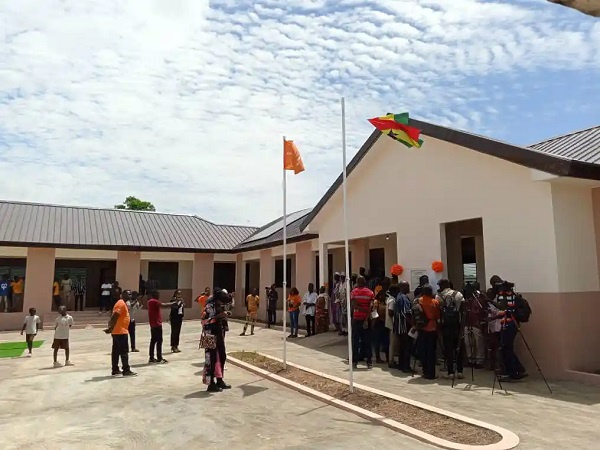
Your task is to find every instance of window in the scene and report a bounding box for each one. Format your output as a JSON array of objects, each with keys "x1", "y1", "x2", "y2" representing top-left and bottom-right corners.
[
  {"x1": 274, "y1": 258, "x2": 292, "y2": 288},
  {"x1": 148, "y1": 262, "x2": 179, "y2": 290},
  {"x1": 213, "y1": 262, "x2": 236, "y2": 293}
]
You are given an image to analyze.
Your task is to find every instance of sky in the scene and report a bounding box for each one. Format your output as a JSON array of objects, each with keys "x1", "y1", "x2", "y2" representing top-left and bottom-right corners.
[{"x1": 0, "y1": 0, "x2": 599, "y2": 226}]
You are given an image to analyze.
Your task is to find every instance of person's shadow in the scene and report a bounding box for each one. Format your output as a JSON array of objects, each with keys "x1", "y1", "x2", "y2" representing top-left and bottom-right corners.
[{"x1": 184, "y1": 390, "x2": 212, "y2": 399}]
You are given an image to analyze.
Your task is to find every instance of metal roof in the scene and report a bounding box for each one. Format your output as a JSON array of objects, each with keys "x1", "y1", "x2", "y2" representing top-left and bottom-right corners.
[
  {"x1": 301, "y1": 120, "x2": 600, "y2": 231},
  {"x1": 528, "y1": 126, "x2": 600, "y2": 164},
  {"x1": 234, "y1": 209, "x2": 317, "y2": 251},
  {"x1": 0, "y1": 201, "x2": 257, "y2": 252}
]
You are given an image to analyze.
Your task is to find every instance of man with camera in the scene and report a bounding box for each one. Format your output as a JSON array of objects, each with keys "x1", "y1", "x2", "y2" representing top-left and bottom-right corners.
[{"x1": 266, "y1": 284, "x2": 278, "y2": 328}]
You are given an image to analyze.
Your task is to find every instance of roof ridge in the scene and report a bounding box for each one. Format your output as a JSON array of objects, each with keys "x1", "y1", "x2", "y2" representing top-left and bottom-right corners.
[{"x1": 528, "y1": 124, "x2": 600, "y2": 147}]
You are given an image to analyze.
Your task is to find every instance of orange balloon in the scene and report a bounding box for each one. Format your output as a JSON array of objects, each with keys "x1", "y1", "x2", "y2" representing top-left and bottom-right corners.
[
  {"x1": 431, "y1": 260, "x2": 444, "y2": 273},
  {"x1": 391, "y1": 264, "x2": 404, "y2": 276}
]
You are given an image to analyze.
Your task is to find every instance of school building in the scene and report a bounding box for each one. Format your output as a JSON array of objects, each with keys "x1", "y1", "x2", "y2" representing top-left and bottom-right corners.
[{"x1": 1, "y1": 120, "x2": 600, "y2": 384}]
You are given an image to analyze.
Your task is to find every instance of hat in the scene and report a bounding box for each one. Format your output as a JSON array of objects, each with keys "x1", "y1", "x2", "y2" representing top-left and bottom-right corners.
[
  {"x1": 334, "y1": 272, "x2": 340, "y2": 276},
  {"x1": 221, "y1": 289, "x2": 228, "y2": 295}
]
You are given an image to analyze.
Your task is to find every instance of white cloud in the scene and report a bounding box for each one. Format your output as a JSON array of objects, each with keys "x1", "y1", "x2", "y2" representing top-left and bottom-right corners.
[{"x1": 0, "y1": 0, "x2": 598, "y2": 226}]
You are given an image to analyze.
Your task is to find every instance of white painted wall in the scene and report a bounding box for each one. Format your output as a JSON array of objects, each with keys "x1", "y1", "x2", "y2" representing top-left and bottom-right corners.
[
  {"x1": 311, "y1": 135, "x2": 559, "y2": 292},
  {"x1": 551, "y1": 183, "x2": 599, "y2": 292}
]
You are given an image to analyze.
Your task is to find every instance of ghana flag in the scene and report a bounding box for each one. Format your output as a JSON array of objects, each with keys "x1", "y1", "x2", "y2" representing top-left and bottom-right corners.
[{"x1": 368, "y1": 112, "x2": 424, "y2": 148}]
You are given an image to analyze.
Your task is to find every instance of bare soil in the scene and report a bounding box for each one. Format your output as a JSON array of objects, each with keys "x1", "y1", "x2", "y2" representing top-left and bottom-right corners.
[{"x1": 230, "y1": 351, "x2": 502, "y2": 446}]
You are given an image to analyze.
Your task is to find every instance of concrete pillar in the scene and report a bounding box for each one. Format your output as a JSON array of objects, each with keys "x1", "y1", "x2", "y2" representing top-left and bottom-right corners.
[
  {"x1": 295, "y1": 241, "x2": 313, "y2": 295},
  {"x1": 259, "y1": 249, "x2": 274, "y2": 322},
  {"x1": 116, "y1": 251, "x2": 141, "y2": 292},
  {"x1": 319, "y1": 242, "x2": 327, "y2": 291},
  {"x1": 475, "y1": 235, "x2": 486, "y2": 288},
  {"x1": 192, "y1": 253, "x2": 214, "y2": 299},
  {"x1": 351, "y1": 238, "x2": 369, "y2": 274},
  {"x1": 23, "y1": 247, "x2": 56, "y2": 315},
  {"x1": 140, "y1": 260, "x2": 149, "y2": 280},
  {"x1": 233, "y1": 254, "x2": 245, "y2": 317},
  {"x1": 178, "y1": 261, "x2": 193, "y2": 289}
]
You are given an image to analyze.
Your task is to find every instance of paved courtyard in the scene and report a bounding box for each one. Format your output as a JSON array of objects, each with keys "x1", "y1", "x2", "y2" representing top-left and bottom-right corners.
[{"x1": 0, "y1": 321, "x2": 432, "y2": 450}]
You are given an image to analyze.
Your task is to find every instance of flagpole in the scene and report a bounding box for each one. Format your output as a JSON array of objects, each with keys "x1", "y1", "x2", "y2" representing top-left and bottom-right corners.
[
  {"x1": 282, "y1": 135, "x2": 288, "y2": 369},
  {"x1": 341, "y1": 97, "x2": 353, "y2": 393}
]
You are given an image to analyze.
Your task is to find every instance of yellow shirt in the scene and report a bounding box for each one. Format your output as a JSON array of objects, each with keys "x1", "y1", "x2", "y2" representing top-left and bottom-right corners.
[
  {"x1": 53, "y1": 282, "x2": 60, "y2": 296},
  {"x1": 12, "y1": 279, "x2": 24, "y2": 294},
  {"x1": 246, "y1": 295, "x2": 260, "y2": 313}
]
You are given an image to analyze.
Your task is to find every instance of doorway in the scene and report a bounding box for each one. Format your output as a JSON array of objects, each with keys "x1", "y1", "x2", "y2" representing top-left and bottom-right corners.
[
  {"x1": 369, "y1": 248, "x2": 385, "y2": 278},
  {"x1": 244, "y1": 261, "x2": 260, "y2": 296},
  {"x1": 213, "y1": 262, "x2": 236, "y2": 293},
  {"x1": 443, "y1": 218, "x2": 485, "y2": 288}
]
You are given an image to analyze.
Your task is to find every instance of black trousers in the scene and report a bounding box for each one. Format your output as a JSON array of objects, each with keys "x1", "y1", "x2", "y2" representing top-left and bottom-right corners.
[
  {"x1": 398, "y1": 333, "x2": 413, "y2": 370},
  {"x1": 112, "y1": 334, "x2": 130, "y2": 373},
  {"x1": 267, "y1": 309, "x2": 276, "y2": 327},
  {"x1": 208, "y1": 330, "x2": 227, "y2": 379},
  {"x1": 128, "y1": 320, "x2": 136, "y2": 350},
  {"x1": 419, "y1": 331, "x2": 438, "y2": 379},
  {"x1": 150, "y1": 326, "x2": 163, "y2": 360},
  {"x1": 501, "y1": 323, "x2": 525, "y2": 377},
  {"x1": 305, "y1": 315, "x2": 315, "y2": 336},
  {"x1": 351, "y1": 319, "x2": 372, "y2": 364},
  {"x1": 373, "y1": 321, "x2": 390, "y2": 360},
  {"x1": 443, "y1": 329, "x2": 465, "y2": 375},
  {"x1": 171, "y1": 317, "x2": 183, "y2": 347},
  {"x1": 75, "y1": 294, "x2": 84, "y2": 311}
]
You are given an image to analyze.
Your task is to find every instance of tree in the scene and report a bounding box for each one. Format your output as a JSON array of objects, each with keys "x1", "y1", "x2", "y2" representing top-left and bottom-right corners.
[
  {"x1": 114, "y1": 196, "x2": 156, "y2": 212},
  {"x1": 548, "y1": 0, "x2": 600, "y2": 17}
]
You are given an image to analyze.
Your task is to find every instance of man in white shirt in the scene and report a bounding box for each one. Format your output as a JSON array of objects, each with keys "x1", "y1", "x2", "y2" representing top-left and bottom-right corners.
[
  {"x1": 100, "y1": 281, "x2": 113, "y2": 315},
  {"x1": 60, "y1": 273, "x2": 73, "y2": 310},
  {"x1": 302, "y1": 283, "x2": 318, "y2": 337},
  {"x1": 21, "y1": 307, "x2": 42, "y2": 356},
  {"x1": 53, "y1": 306, "x2": 74, "y2": 367}
]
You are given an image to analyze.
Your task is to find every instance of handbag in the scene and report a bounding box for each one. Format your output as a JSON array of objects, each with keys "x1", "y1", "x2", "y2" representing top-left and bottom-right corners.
[{"x1": 199, "y1": 331, "x2": 216, "y2": 350}]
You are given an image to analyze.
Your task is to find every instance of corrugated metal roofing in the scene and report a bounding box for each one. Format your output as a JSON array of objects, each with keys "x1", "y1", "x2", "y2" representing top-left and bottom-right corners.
[
  {"x1": 528, "y1": 126, "x2": 600, "y2": 164},
  {"x1": 234, "y1": 209, "x2": 316, "y2": 251},
  {"x1": 0, "y1": 201, "x2": 257, "y2": 252}
]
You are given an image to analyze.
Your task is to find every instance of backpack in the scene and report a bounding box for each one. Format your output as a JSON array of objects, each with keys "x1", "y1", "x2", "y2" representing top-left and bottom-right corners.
[
  {"x1": 411, "y1": 300, "x2": 428, "y2": 329},
  {"x1": 440, "y1": 291, "x2": 461, "y2": 328},
  {"x1": 513, "y1": 294, "x2": 532, "y2": 323}
]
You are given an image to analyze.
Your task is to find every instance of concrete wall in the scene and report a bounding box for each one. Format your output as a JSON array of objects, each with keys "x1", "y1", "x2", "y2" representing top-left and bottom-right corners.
[{"x1": 116, "y1": 251, "x2": 141, "y2": 292}]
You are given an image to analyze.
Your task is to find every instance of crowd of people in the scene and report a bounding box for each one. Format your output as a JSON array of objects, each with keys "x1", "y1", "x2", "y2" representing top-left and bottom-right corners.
[
  {"x1": 243, "y1": 268, "x2": 532, "y2": 384},
  {"x1": 0, "y1": 274, "x2": 25, "y2": 313}
]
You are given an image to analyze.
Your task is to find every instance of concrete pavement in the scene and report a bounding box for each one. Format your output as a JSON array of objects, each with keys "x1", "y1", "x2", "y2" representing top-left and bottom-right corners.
[{"x1": 0, "y1": 322, "x2": 432, "y2": 450}]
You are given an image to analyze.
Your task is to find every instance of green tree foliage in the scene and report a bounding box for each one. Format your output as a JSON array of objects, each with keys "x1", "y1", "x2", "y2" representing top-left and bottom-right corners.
[{"x1": 114, "y1": 196, "x2": 156, "y2": 212}]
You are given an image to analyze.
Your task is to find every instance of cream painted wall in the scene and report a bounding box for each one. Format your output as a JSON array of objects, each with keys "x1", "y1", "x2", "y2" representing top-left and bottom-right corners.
[
  {"x1": 140, "y1": 252, "x2": 194, "y2": 261},
  {"x1": 0, "y1": 246, "x2": 29, "y2": 257},
  {"x1": 214, "y1": 253, "x2": 238, "y2": 262},
  {"x1": 312, "y1": 135, "x2": 559, "y2": 292},
  {"x1": 271, "y1": 244, "x2": 296, "y2": 257},
  {"x1": 178, "y1": 261, "x2": 193, "y2": 289},
  {"x1": 55, "y1": 249, "x2": 118, "y2": 260},
  {"x1": 552, "y1": 183, "x2": 600, "y2": 292}
]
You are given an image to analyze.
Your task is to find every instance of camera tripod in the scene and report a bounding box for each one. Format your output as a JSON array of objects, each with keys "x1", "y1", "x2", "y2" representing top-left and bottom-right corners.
[{"x1": 491, "y1": 315, "x2": 552, "y2": 395}]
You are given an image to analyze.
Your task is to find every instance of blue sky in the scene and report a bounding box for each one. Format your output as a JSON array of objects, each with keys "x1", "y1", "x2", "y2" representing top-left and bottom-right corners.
[{"x1": 0, "y1": 0, "x2": 599, "y2": 225}]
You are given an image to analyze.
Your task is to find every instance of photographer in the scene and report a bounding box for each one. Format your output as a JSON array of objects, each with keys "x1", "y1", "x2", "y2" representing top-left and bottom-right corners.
[
  {"x1": 266, "y1": 284, "x2": 278, "y2": 328},
  {"x1": 462, "y1": 282, "x2": 487, "y2": 369},
  {"x1": 494, "y1": 280, "x2": 528, "y2": 381}
]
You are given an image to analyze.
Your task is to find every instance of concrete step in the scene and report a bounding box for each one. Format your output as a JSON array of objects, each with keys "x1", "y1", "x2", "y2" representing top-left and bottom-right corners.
[{"x1": 43, "y1": 311, "x2": 110, "y2": 329}]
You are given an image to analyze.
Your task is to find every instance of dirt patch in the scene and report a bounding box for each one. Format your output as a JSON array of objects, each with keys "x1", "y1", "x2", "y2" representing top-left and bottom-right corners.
[{"x1": 230, "y1": 351, "x2": 502, "y2": 446}]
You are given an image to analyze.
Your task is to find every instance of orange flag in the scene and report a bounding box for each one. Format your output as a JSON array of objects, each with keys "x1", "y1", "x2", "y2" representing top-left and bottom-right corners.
[{"x1": 283, "y1": 139, "x2": 305, "y2": 174}]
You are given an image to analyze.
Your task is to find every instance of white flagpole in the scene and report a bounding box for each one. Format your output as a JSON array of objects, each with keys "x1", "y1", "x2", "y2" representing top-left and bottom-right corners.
[
  {"x1": 282, "y1": 136, "x2": 288, "y2": 369},
  {"x1": 341, "y1": 97, "x2": 353, "y2": 393}
]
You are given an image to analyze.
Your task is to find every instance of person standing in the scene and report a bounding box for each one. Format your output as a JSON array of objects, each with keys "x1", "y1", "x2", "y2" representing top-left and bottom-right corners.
[
  {"x1": 266, "y1": 284, "x2": 278, "y2": 328},
  {"x1": 99, "y1": 280, "x2": 112, "y2": 315},
  {"x1": 60, "y1": 273, "x2": 73, "y2": 310},
  {"x1": 302, "y1": 283, "x2": 318, "y2": 337},
  {"x1": 350, "y1": 276, "x2": 375, "y2": 369},
  {"x1": 201, "y1": 288, "x2": 233, "y2": 392},
  {"x1": 0, "y1": 275, "x2": 10, "y2": 313},
  {"x1": 287, "y1": 287, "x2": 302, "y2": 338},
  {"x1": 11, "y1": 276, "x2": 24, "y2": 312},
  {"x1": 196, "y1": 287, "x2": 211, "y2": 311},
  {"x1": 373, "y1": 277, "x2": 391, "y2": 364},
  {"x1": 52, "y1": 306, "x2": 74, "y2": 367},
  {"x1": 52, "y1": 279, "x2": 61, "y2": 311},
  {"x1": 170, "y1": 289, "x2": 185, "y2": 353},
  {"x1": 147, "y1": 290, "x2": 176, "y2": 364},
  {"x1": 105, "y1": 291, "x2": 136, "y2": 377},
  {"x1": 463, "y1": 282, "x2": 487, "y2": 369},
  {"x1": 126, "y1": 291, "x2": 142, "y2": 352},
  {"x1": 315, "y1": 286, "x2": 330, "y2": 334},
  {"x1": 331, "y1": 273, "x2": 341, "y2": 333},
  {"x1": 21, "y1": 308, "x2": 42, "y2": 357},
  {"x1": 437, "y1": 279, "x2": 466, "y2": 380},
  {"x1": 415, "y1": 285, "x2": 440, "y2": 380},
  {"x1": 389, "y1": 281, "x2": 413, "y2": 372},
  {"x1": 338, "y1": 273, "x2": 348, "y2": 336},
  {"x1": 73, "y1": 276, "x2": 86, "y2": 311},
  {"x1": 240, "y1": 288, "x2": 260, "y2": 336}
]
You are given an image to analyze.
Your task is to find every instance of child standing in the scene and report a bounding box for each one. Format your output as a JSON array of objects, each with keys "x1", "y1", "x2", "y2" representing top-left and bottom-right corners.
[
  {"x1": 52, "y1": 306, "x2": 74, "y2": 367},
  {"x1": 20, "y1": 308, "x2": 42, "y2": 356}
]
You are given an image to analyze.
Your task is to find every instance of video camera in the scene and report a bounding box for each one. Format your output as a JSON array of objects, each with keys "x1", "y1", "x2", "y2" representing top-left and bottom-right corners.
[{"x1": 494, "y1": 280, "x2": 515, "y2": 294}]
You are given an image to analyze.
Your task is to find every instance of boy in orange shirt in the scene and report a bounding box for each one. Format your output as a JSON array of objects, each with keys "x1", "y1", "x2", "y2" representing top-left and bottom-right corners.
[
  {"x1": 105, "y1": 291, "x2": 136, "y2": 377},
  {"x1": 287, "y1": 287, "x2": 302, "y2": 338},
  {"x1": 240, "y1": 288, "x2": 260, "y2": 336}
]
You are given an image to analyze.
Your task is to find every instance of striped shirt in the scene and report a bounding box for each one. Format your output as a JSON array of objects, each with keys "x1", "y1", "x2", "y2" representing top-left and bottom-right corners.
[{"x1": 351, "y1": 287, "x2": 374, "y2": 320}]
